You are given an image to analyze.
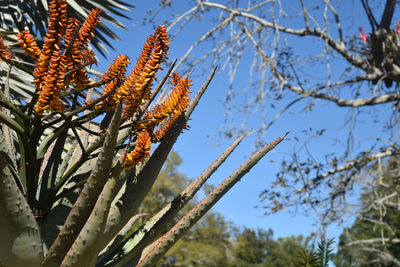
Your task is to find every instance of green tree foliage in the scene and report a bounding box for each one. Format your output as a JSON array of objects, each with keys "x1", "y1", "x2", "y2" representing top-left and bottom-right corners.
[
  {"x1": 161, "y1": 213, "x2": 235, "y2": 266},
  {"x1": 234, "y1": 228, "x2": 310, "y2": 267},
  {"x1": 335, "y1": 157, "x2": 400, "y2": 266},
  {"x1": 235, "y1": 228, "x2": 272, "y2": 265}
]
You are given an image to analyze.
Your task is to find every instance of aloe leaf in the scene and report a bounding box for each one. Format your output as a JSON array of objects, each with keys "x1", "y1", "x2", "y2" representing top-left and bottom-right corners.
[
  {"x1": 0, "y1": 89, "x2": 31, "y2": 122},
  {"x1": 100, "y1": 68, "x2": 217, "y2": 251},
  {"x1": 52, "y1": 135, "x2": 105, "y2": 196},
  {"x1": 1, "y1": 122, "x2": 17, "y2": 168},
  {"x1": 37, "y1": 125, "x2": 67, "y2": 159},
  {"x1": 58, "y1": 93, "x2": 93, "y2": 181},
  {"x1": 41, "y1": 157, "x2": 94, "y2": 251},
  {"x1": 98, "y1": 131, "x2": 248, "y2": 266},
  {"x1": 0, "y1": 83, "x2": 18, "y2": 169},
  {"x1": 186, "y1": 66, "x2": 216, "y2": 118},
  {"x1": 0, "y1": 153, "x2": 43, "y2": 266},
  {"x1": 58, "y1": 86, "x2": 94, "y2": 182},
  {"x1": 136, "y1": 132, "x2": 289, "y2": 267},
  {"x1": 60, "y1": 163, "x2": 123, "y2": 267},
  {"x1": 41, "y1": 189, "x2": 79, "y2": 253},
  {"x1": 38, "y1": 129, "x2": 68, "y2": 208},
  {"x1": 42, "y1": 103, "x2": 122, "y2": 267},
  {"x1": 0, "y1": 110, "x2": 24, "y2": 135},
  {"x1": 0, "y1": 112, "x2": 33, "y2": 200},
  {"x1": 56, "y1": 139, "x2": 78, "y2": 179},
  {"x1": 97, "y1": 213, "x2": 148, "y2": 262},
  {"x1": 100, "y1": 114, "x2": 186, "y2": 251},
  {"x1": 17, "y1": 132, "x2": 27, "y2": 191},
  {"x1": 0, "y1": 126, "x2": 19, "y2": 187}
]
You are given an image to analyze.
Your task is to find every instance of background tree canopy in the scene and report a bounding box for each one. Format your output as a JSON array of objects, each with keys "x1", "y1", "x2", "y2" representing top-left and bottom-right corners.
[{"x1": 335, "y1": 156, "x2": 400, "y2": 266}]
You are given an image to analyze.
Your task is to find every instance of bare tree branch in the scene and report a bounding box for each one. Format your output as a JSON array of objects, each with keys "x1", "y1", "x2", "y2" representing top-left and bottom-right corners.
[
  {"x1": 362, "y1": 247, "x2": 400, "y2": 266},
  {"x1": 347, "y1": 238, "x2": 400, "y2": 246},
  {"x1": 199, "y1": 1, "x2": 370, "y2": 71},
  {"x1": 297, "y1": 147, "x2": 399, "y2": 194}
]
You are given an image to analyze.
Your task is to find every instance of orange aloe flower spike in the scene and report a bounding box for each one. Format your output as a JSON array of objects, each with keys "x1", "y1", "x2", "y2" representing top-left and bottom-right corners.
[
  {"x1": 35, "y1": 51, "x2": 65, "y2": 115},
  {"x1": 34, "y1": 0, "x2": 67, "y2": 92},
  {"x1": 16, "y1": 30, "x2": 41, "y2": 59},
  {"x1": 64, "y1": 18, "x2": 81, "y2": 50},
  {"x1": 101, "y1": 54, "x2": 130, "y2": 83},
  {"x1": 154, "y1": 25, "x2": 170, "y2": 64},
  {"x1": 146, "y1": 73, "x2": 192, "y2": 122},
  {"x1": 66, "y1": 9, "x2": 101, "y2": 88},
  {"x1": 76, "y1": 8, "x2": 102, "y2": 48},
  {"x1": 113, "y1": 34, "x2": 155, "y2": 104},
  {"x1": 135, "y1": 73, "x2": 191, "y2": 135},
  {"x1": 85, "y1": 55, "x2": 130, "y2": 111},
  {"x1": 120, "y1": 25, "x2": 171, "y2": 121},
  {"x1": 0, "y1": 34, "x2": 13, "y2": 61},
  {"x1": 123, "y1": 131, "x2": 152, "y2": 170},
  {"x1": 62, "y1": 18, "x2": 81, "y2": 87},
  {"x1": 152, "y1": 113, "x2": 181, "y2": 142}
]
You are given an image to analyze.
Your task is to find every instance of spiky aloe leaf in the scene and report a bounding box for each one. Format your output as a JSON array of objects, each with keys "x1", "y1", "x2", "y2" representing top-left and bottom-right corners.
[
  {"x1": 0, "y1": 107, "x2": 24, "y2": 135},
  {"x1": 0, "y1": 153, "x2": 43, "y2": 266},
  {"x1": 42, "y1": 103, "x2": 122, "y2": 267},
  {"x1": 0, "y1": 104, "x2": 30, "y2": 194},
  {"x1": 99, "y1": 68, "x2": 217, "y2": 251},
  {"x1": 38, "y1": 129, "x2": 68, "y2": 208},
  {"x1": 0, "y1": 125, "x2": 19, "y2": 188},
  {"x1": 56, "y1": 139, "x2": 78, "y2": 179},
  {"x1": 60, "y1": 163, "x2": 123, "y2": 267},
  {"x1": 98, "y1": 131, "x2": 248, "y2": 266},
  {"x1": 0, "y1": 65, "x2": 18, "y2": 170},
  {"x1": 136, "y1": 132, "x2": 289, "y2": 267},
  {"x1": 98, "y1": 213, "x2": 149, "y2": 263},
  {"x1": 1, "y1": 120, "x2": 16, "y2": 167}
]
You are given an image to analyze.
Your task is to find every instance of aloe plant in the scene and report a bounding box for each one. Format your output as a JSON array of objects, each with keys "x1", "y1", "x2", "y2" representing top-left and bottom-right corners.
[{"x1": 0, "y1": 1, "x2": 287, "y2": 266}]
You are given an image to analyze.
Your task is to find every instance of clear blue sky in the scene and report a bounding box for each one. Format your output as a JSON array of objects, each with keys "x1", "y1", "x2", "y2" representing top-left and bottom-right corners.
[{"x1": 95, "y1": 0, "x2": 394, "y2": 241}]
